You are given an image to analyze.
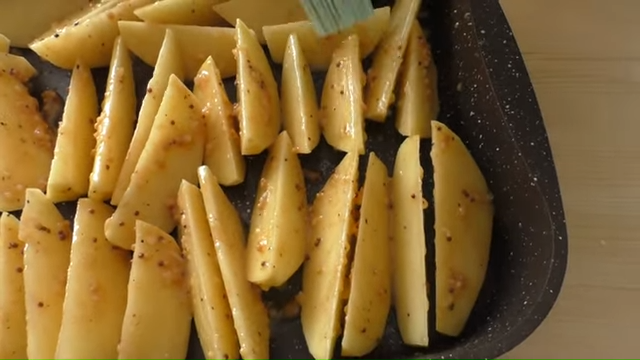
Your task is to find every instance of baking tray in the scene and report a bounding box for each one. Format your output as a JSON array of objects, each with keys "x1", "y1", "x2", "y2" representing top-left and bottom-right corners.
[{"x1": 13, "y1": 0, "x2": 568, "y2": 358}]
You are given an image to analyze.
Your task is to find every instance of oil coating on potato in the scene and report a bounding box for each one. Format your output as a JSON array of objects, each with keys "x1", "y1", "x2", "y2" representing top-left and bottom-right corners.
[
  {"x1": 0, "y1": 53, "x2": 37, "y2": 82},
  {"x1": 135, "y1": 0, "x2": 227, "y2": 27}
]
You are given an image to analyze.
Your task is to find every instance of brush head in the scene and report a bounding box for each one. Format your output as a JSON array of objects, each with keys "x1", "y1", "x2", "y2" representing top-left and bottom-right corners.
[{"x1": 300, "y1": 0, "x2": 375, "y2": 36}]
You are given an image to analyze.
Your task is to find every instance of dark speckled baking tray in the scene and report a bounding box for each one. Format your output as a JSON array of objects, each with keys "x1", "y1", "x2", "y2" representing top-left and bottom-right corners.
[{"x1": 14, "y1": 0, "x2": 568, "y2": 358}]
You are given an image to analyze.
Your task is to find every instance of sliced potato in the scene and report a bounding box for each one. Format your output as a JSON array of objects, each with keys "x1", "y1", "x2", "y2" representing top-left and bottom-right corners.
[
  {"x1": 0, "y1": 34, "x2": 8, "y2": 52},
  {"x1": 193, "y1": 56, "x2": 245, "y2": 186},
  {"x1": 112, "y1": 29, "x2": 184, "y2": 205},
  {"x1": 29, "y1": 0, "x2": 154, "y2": 69},
  {"x1": 395, "y1": 22, "x2": 439, "y2": 138},
  {"x1": 431, "y1": 121, "x2": 494, "y2": 337},
  {"x1": 0, "y1": 73, "x2": 54, "y2": 212},
  {"x1": 118, "y1": 221, "x2": 192, "y2": 359},
  {"x1": 118, "y1": 21, "x2": 236, "y2": 79},
  {"x1": 55, "y1": 199, "x2": 130, "y2": 359},
  {"x1": 198, "y1": 166, "x2": 270, "y2": 360},
  {"x1": 280, "y1": 34, "x2": 320, "y2": 154},
  {"x1": 263, "y1": 6, "x2": 390, "y2": 70},
  {"x1": 47, "y1": 61, "x2": 98, "y2": 203},
  {"x1": 246, "y1": 131, "x2": 307, "y2": 289},
  {"x1": 135, "y1": 0, "x2": 227, "y2": 26},
  {"x1": 236, "y1": 19, "x2": 281, "y2": 155},
  {"x1": 0, "y1": 213, "x2": 27, "y2": 359},
  {"x1": 19, "y1": 189, "x2": 72, "y2": 359},
  {"x1": 0, "y1": 53, "x2": 37, "y2": 82},
  {"x1": 105, "y1": 75, "x2": 204, "y2": 250},
  {"x1": 320, "y1": 34, "x2": 366, "y2": 154},
  {"x1": 88, "y1": 37, "x2": 136, "y2": 202},
  {"x1": 392, "y1": 135, "x2": 429, "y2": 347},
  {"x1": 177, "y1": 181, "x2": 239, "y2": 360},
  {"x1": 341, "y1": 153, "x2": 391, "y2": 356},
  {"x1": 301, "y1": 152, "x2": 359, "y2": 360},
  {"x1": 364, "y1": 0, "x2": 421, "y2": 122}
]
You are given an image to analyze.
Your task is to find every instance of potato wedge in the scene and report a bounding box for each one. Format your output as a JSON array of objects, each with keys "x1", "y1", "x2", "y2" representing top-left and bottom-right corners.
[
  {"x1": 177, "y1": 181, "x2": 239, "y2": 360},
  {"x1": 392, "y1": 135, "x2": 429, "y2": 346},
  {"x1": 88, "y1": 37, "x2": 136, "y2": 202},
  {"x1": 0, "y1": 53, "x2": 37, "y2": 82},
  {"x1": 19, "y1": 189, "x2": 72, "y2": 359},
  {"x1": 118, "y1": 21, "x2": 236, "y2": 79},
  {"x1": 320, "y1": 34, "x2": 366, "y2": 154},
  {"x1": 0, "y1": 34, "x2": 8, "y2": 52},
  {"x1": 364, "y1": 0, "x2": 421, "y2": 122},
  {"x1": 118, "y1": 221, "x2": 192, "y2": 359},
  {"x1": 235, "y1": 19, "x2": 281, "y2": 155},
  {"x1": 280, "y1": 34, "x2": 320, "y2": 154},
  {"x1": 263, "y1": 6, "x2": 390, "y2": 70},
  {"x1": 135, "y1": 0, "x2": 227, "y2": 26},
  {"x1": 105, "y1": 75, "x2": 204, "y2": 250},
  {"x1": 55, "y1": 199, "x2": 130, "y2": 359},
  {"x1": 29, "y1": 0, "x2": 154, "y2": 69},
  {"x1": 46, "y1": 62, "x2": 98, "y2": 203},
  {"x1": 395, "y1": 22, "x2": 439, "y2": 138},
  {"x1": 246, "y1": 131, "x2": 307, "y2": 289},
  {"x1": 198, "y1": 166, "x2": 270, "y2": 360},
  {"x1": 0, "y1": 213, "x2": 27, "y2": 359},
  {"x1": 431, "y1": 121, "x2": 494, "y2": 337},
  {"x1": 341, "y1": 153, "x2": 391, "y2": 356},
  {"x1": 0, "y1": 73, "x2": 54, "y2": 212},
  {"x1": 193, "y1": 57, "x2": 245, "y2": 186},
  {"x1": 112, "y1": 29, "x2": 184, "y2": 205},
  {"x1": 301, "y1": 152, "x2": 359, "y2": 360}
]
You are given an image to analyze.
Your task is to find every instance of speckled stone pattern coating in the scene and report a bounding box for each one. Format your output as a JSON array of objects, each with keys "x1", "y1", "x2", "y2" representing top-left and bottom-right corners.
[{"x1": 15, "y1": 0, "x2": 568, "y2": 358}]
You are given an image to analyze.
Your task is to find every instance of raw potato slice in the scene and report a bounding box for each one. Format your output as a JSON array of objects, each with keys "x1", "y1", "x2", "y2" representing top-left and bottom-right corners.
[
  {"x1": 193, "y1": 57, "x2": 245, "y2": 186},
  {"x1": 263, "y1": 7, "x2": 390, "y2": 70},
  {"x1": 89, "y1": 37, "x2": 136, "y2": 202},
  {"x1": 118, "y1": 21, "x2": 236, "y2": 79},
  {"x1": 0, "y1": 213, "x2": 27, "y2": 359},
  {"x1": 135, "y1": 0, "x2": 227, "y2": 26},
  {"x1": 301, "y1": 152, "x2": 359, "y2": 360},
  {"x1": 341, "y1": 153, "x2": 391, "y2": 356},
  {"x1": 320, "y1": 35, "x2": 366, "y2": 154},
  {"x1": 246, "y1": 131, "x2": 307, "y2": 289},
  {"x1": 118, "y1": 221, "x2": 192, "y2": 359},
  {"x1": 0, "y1": 53, "x2": 37, "y2": 82},
  {"x1": 364, "y1": 0, "x2": 421, "y2": 122},
  {"x1": 29, "y1": 0, "x2": 154, "y2": 69},
  {"x1": 0, "y1": 34, "x2": 8, "y2": 52},
  {"x1": 19, "y1": 189, "x2": 72, "y2": 359},
  {"x1": 47, "y1": 61, "x2": 98, "y2": 203},
  {"x1": 0, "y1": 73, "x2": 54, "y2": 212},
  {"x1": 105, "y1": 75, "x2": 204, "y2": 250},
  {"x1": 395, "y1": 22, "x2": 439, "y2": 138},
  {"x1": 112, "y1": 29, "x2": 184, "y2": 205},
  {"x1": 431, "y1": 121, "x2": 494, "y2": 337},
  {"x1": 280, "y1": 34, "x2": 320, "y2": 154},
  {"x1": 55, "y1": 199, "x2": 130, "y2": 359},
  {"x1": 392, "y1": 135, "x2": 429, "y2": 346},
  {"x1": 198, "y1": 166, "x2": 270, "y2": 360},
  {"x1": 177, "y1": 181, "x2": 239, "y2": 360},
  {"x1": 235, "y1": 19, "x2": 281, "y2": 155}
]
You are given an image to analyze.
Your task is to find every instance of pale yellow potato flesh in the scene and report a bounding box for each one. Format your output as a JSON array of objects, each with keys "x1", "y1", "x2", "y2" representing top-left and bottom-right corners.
[
  {"x1": 280, "y1": 34, "x2": 320, "y2": 154},
  {"x1": 135, "y1": 0, "x2": 227, "y2": 26},
  {"x1": 55, "y1": 199, "x2": 130, "y2": 359},
  {"x1": 431, "y1": 121, "x2": 494, "y2": 337},
  {"x1": 0, "y1": 213, "x2": 27, "y2": 359},
  {"x1": 47, "y1": 62, "x2": 98, "y2": 203},
  {"x1": 112, "y1": 29, "x2": 185, "y2": 205},
  {"x1": 246, "y1": 131, "x2": 307, "y2": 289},
  {"x1": 0, "y1": 34, "x2": 9, "y2": 52},
  {"x1": 263, "y1": 7, "x2": 390, "y2": 70},
  {"x1": 301, "y1": 152, "x2": 359, "y2": 360},
  {"x1": 0, "y1": 53, "x2": 37, "y2": 82},
  {"x1": 19, "y1": 189, "x2": 72, "y2": 359},
  {"x1": 193, "y1": 56, "x2": 246, "y2": 186},
  {"x1": 198, "y1": 166, "x2": 270, "y2": 360},
  {"x1": 89, "y1": 37, "x2": 137, "y2": 202},
  {"x1": 118, "y1": 221, "x2": 192, "y2": 359},
  {"x1": 364, "y1": 0, "x2": 421, "y2": 122},
  {"x1": 105, "y1": 75, "x2": 204, "y2": 250},
  {"x1": 392, "y1": 135, "x2": 429, "y2": 347},
  {"x1": 118, "y1": 21, "x2": 236, "y2": 79},
  {"x1": 320, "y1": 34, "x2": 366, "y2": 154},
  {"x1": 177, "y1": 181, "x2": 239, "y2": 360}
]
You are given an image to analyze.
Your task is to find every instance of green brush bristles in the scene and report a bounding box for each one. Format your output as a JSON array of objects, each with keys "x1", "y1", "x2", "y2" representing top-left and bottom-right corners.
[{"x1": 300, "y1": 0, "x2": 375, "y2": 36}]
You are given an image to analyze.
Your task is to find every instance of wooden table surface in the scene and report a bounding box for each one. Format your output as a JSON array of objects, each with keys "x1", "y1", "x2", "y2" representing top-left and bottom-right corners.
[{"x1": 499, "y1": 0, "x2": 640, "y2": 358}]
